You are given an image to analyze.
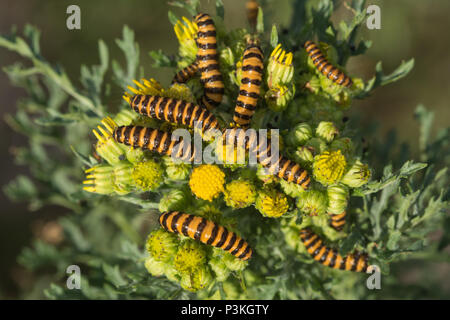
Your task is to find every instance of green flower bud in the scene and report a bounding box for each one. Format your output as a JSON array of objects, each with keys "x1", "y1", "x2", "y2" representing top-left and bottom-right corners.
[
  {"x1": 94, "y1": 128, "x2": 126, "y2": 166},
  {"x1": 162, "y1": 262, "x2": 180, "y2": 282},
  {"x1": 294, "y1": 146, "x2": 314, "y2": 164},
  {"x1": 256, "y1": 164, "x2": 278, "y2": 184},
  {"x1": 180, "y1": 266, "x2": 213, "y2": 292},
  {"x1": 313, "y1": 150, "x2": 347, "y2": 186},
  {"x1": 132, "y1": 159, "x2": 164, "y2": 191},
  {"x1": 255, "y1": 188, "x2": 289, "y2": 218},
  {"x1": 83, "y1": 164, "x2": 115, "y2": 194},
  {"x1": 174, "y1": 17, "x2": 198, "y2": 62},
  {"x1": 222, "y1": 252, "x2": 248, "y2": 272},
  {"x1": 297, "y1": 190, "x2": 328, "y2": 216},
  {"x1": 122, "y1": 146, "x2": 145, "y2": 164},
  {"x1": 305, "y1": 137, "x2": 328, "y2": 156},
  {"x1": 209, "y1": 257, "x2": 231, "y2": 282},
  {"x1": 174, "y1": 240, "x2": 207, "y2": 274},
  {"x1": 266, "y1": 84, "x2": 295, "y2": 112},
  {"x1": 144, "y1": 256, "x2": 165, "y2": 277},
  {"x1": 224, "y1": 180, "x2": 257, "y2": 209},
  {"x1": 112, "y1": 162, "x2": 134, "y2": 194},
  {"x1": 113, "y1": 109, "x2": 138, "y2": 126},
  {"x1": 316, "y1": 121, "x2": 339, "y2": 143},
  {"x1": 220, "y1": 47, "x2": 235, "y2": 68},
  {"x1": 327, "y1": 184, "x2": 349, "y2": 215},
  {"x1": 267, "y1": 44, "x2": 294, "y2": 87},
  {"x1": 146, "y1": 229, "x2": 179, "y2": 262},
  {"x1": 286, "y1": 123, "x2": 313, "y2": 147},
  {"x1": 330, "y1": 137, "x2": 354, "y2": 159},
  {"x1": 159, "y1": 189, "x2": 189, "y2": 213},
  {"x1": 163, "y1": 156, "x2": 191, "y2": 181},
  {"x1": 341, "y1": 160, "x2": 371, "y2": 188},
  {"x1": 196, "y1": 204, "x2": 223, "y2": 221},
  {"x1": 279, "y1": 179, "x2": 305, "y2": 198}
]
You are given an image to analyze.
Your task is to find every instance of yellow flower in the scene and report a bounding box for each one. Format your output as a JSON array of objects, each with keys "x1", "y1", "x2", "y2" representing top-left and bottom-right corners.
[
  {"x1": 255, "y1": 189, "x2": 289, "y2": 218},
  {"x1": 83, "y1": 164, "x2": 115, "y2": 194},
  {"x1": 224, "y1": 180, "x2": 257, "y2": 209},
  {"x1": 267, "y1": 44, "x2": 294, "y2": 87},
  {"x1": 146, "y1": 229, "x2": 179, "y2": 262},
  {"x1": 174, "y1": 17, "x2": 198, "y2": 62},
  {"x1": 189, "y1": 165, "x2": 225, "y2": 201},
  {"x1": 174, "y1": 240, "x2": 207, "y2": 274},
  {"x1": 92, "y1": 117, "x2": 125, "y2": 165},
  {"x1": 313, "y1": 150, "x2": 347, "y2": 186},
  {"x1": 132, "y1": 159, "x2": 164, "y2": 191}
]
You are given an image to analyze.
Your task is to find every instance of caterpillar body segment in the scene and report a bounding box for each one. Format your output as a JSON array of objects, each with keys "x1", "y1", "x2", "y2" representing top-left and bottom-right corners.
[
  {"x1": 159, "y1": 211, "x2": 253, "y2": 260},
  {"x1": 233, "y1": 44, "x2": 264, "y2": 127},
  {"x1": 113, "y1": 125, "x2": 197, "y2": 162},
  {"x1": 246, "y1": 0, "x2": 259, "y2": 28},
  {"x1": 304, "y1": 41, "x2": 353, "y2": 88},
  {"x1": 329, "y1": 211, "x2": 346, "y2": 231},
  {"x1": 300, "y1": 228, "x2": 368, "y2": 272},
  {"x1": 129, "y1": 95, "x2": 220, "y2": 132},
  {"x1": 172, "y1": 61, "x2": 199, "y2": 84},
  {"x1": 222, "y1": 128, "x2": 310, "y2": 189},
  {"x1": 194, "y1": 13, "x2": 224, "y2": 110}
]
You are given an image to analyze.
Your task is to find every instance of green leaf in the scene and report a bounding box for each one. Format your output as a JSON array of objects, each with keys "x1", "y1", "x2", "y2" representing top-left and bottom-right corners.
[
  {"x1": 149, "y1": 49, "x2": 174, "y2": 68},
  {"x1": 103, "y1": 264, "x2": 127, "y2": 287},
  {"x1": 168, "y1": 11, "x2": 179, "y2": 26},
  {"x1": 216, "y1": 0, "x2": 225, "y2": 19},
  {"x1": 256, "y1": 7, "x2": 264, "y2": 34}
]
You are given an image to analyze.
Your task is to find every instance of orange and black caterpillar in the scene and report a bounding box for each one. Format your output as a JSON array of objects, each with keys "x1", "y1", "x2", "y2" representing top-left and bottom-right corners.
[
  {"x1": 246, "y1": 0, "x2": 259, "y2": 28},
  {"x1": 113, "y1": 125, "x2": 197, "y2": 162},
  {"x1": 195, "y1": 13, "x2": 224, "y2": 110},
  {"x1": 329, "y1": 211, "x2": 346, "y2": 231},
  {"x1": 233, "y1": 43, "x2": 264, "y2": 127},
  {"x1": 300, "y1": 228, "x2": 368, "y2": 272},
  {"x1": 222, "y1": 128, "x2": 310, "y2": 189},
  {"x1": 159, "y1": 211, "x2": 252, "y2": 260},
  {"x1": 304, "y1": 41, "x2": 353, "y2": 88},
  {"x1": 172, "y1": 61, "x2": 199, "y2": 84},
  {"x1": 129, "y1": 95, "x2": 220, "y2": 132}
]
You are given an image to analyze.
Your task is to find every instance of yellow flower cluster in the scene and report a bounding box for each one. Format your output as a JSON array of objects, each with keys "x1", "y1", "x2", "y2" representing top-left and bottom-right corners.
[
  {"x1": 313, "y1": 150, "x2": 347, "y2": 185},
  {"x1": 256, "y1": 189, "x2": 289, "y2": 218},
  {"x1": 189, "y1": 165, "x2": 225, "y2": 201}
]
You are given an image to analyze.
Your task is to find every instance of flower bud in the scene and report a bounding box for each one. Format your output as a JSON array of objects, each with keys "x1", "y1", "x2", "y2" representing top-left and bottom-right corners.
[
  {"x1": 279, "y1": 179, "x2": 305, "y2": 198},
  {"x1": 83, "y1": 164, "x2": 115, "y2": 194},
  {"x1": 266, "y1": 84, "x2": 295, "y2": 112},
  {"x1": 255, "y1": 188, "x2": 289, "y2": 218},
  {"x1": 180, "y1": 266, "x2": 213, "y2": 292},
  {"x1": 294, "y1": 146, "x2": 314, "y2": 164},
  {"x1": 123, "y1": 78, "x2": 164, "y2": 104},
  {"x1": 113, "y1": 109, "x2": 138, "y2": 127},
  {"x1": 267, "y1": 44, "x2": 294, "y2": 87},
  {"x1": 166, "y1": 83, "x2": 196, "y2": 103},
  {"x1": 162, "y1": 262, "x2": 180, "y2": 282},
  {"x1": 304, "y1": 137, "x2": 328, "y2": 157},
  {"x1": 174, "y1": 17, "x2": 198, "y2": 62},
  {"x1": 209, "y1": 257, "x2": 231, "y2": 282},
  {"x1": 112, "y1": 162, "x2": 134, "y2": 194},
  {"x1": 146, "y1": 229, "x2": 179, "y2": 262},
  {"x1": 174, "y1": 240, "x2": 207, "y2": 274},
  {"x1": 330, "y1": 137, "x2": 354, "y2": 159},
  {"x1": 286, "y1": 123, "x2": 313, "y2": 147},
  {"x1": 144, "y1": 256, "x2": 165, "y2": 277},
  {"x1": 297, "y1": 190, "x2": 328, "y2": 216},
  {"x1": 313, "y1": 150, "x2": 347, "y2": 186},
  {"x1": 159, "y1": 189, "x2": 189, "y2": 213},
  {"x1": 132, "y1": 159, "x2": 164, "y2": 191},
  {"x1": 189, "y1": 165, "x2": 225, "y2": 201},
  {"x1": 93, "y1": 117, "x2": 126, "y2": 165},
  {"x1": 222, "y1": 252, "x2": 248, "y2": 272},
  {"x1": 163, "y1": 156, "x2": 191, "y2": 181},
  {"x1": 341, "y1": 160, "x2": 371, "y2": 188},
  {"x1": 316, "y1": 121, "x2": 339, "y2": 143},
  {"x1": 215, "y1": 141, "x2": 247, "y2": 169},
  {"x1": 123, "y1": 146, "x2": 145, "y2": 164},
  {"x1": 224, "y1": 180, "x2": 257, "y2": 209},
  {"x1": 256, "y1": 164, "x2": 278, "y2": 184},
  {"x1": 196, "y1": 204, "x2": 223, "y2": 221},
  {"x1": 326, "y1": 184, "x2": 349, "y2": 215}
]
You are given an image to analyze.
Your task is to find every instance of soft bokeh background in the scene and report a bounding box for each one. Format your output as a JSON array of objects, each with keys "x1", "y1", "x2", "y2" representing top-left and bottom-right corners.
[{"x1": 0, "y1": 0, "x2": 449, "y2": 298}]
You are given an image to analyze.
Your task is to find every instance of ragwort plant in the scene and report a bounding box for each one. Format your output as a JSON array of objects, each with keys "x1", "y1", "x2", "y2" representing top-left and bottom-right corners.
[{"x1": 1, "y1": 0, "x2": 449, "y2": 299}]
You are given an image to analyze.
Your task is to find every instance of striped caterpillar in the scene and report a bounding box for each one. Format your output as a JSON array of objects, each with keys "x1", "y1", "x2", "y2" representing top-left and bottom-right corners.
[
  {"x1": 159, "y1": 211, "x2": 252, "y2": 260},
  {"x1": 113, "y1": 125, "x2": 197, "y2": 162},
  {"x1": 246, "y1": 0, "x2": 259, "y2": 28},
  {"x1": 304, "y1": 41, "x2": 353, "y2": 88},
  {"x1": 129, "y1": 95, "x2": 220, "y2": 132},
  {"x1": 172, "y1": 61, "x2": 199, "y2": 84},
  {"x1": 300, "y1": 228, "x2": 368, "y2": 272},
  {"x1": 195, "y1": 13, "x2": 224, "y2": 110},
  {"x1": 233, "y1": 43, "x2": 264, "y2": 127},
  {"x1": 329, "y1": 211, "x2": 346, "y2": 231},
  {"x1": 222, "y1": 128, "x2": 310, "y2": 189}
]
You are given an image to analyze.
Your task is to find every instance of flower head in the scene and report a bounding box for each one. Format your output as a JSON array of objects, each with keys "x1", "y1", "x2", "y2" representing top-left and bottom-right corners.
[
  {"x1": 113, "y1": 109, "x2": 138, "y2": 127},
  {"x1": 174, "y1": 17, "x2": 198, "y2": 62},
  {"x1": 267, "y1": 44, "x2": 294, "y2": 87},
  {"x1": 297, "y1": 189, "x2": 328, "y2": 216},
  {"x1": 224, "y1": 180, "x2": 257, "y2": 209},
  {"x1": 330, "y1": 137, "x2": 354, "y2": 159},
  {"x1": 316, "y1": 121, "x2": 339, "y2": 143},
  {"x1": 196, "y1": 204, "x2": 223, "y2": 221},
  {"x1": 174, "y1": 240, "x2": 207, "y2": 274},
  {"x1": 112, "y1": 162, "x2": 134, "y2": 194},
  {"x1": 266, "y1": 84, "x2": 295, "y2": 112},
  {"x1": 83, "y1": 164, "x2": 115, "y2": 194},
  {"x1": 163, "y1": 156, "x2": 191, "y2": 181},
  {"x1": 144, "y1": 255, "x2": 165, "y2": 277},
  {"x1": 313, "y1": 150, "x2": 347, "y2": 185},
  {"x1": 93, "y1": 117, "x2": 125, "y2": 165},
  {"x1": 158, "y1": 189, "x2": 189, "y2": 213},
  {"x1": 132, "y1": 159, "x2": 164, "y2": 191},
  {"x1": 279, "y1": 179, "x2": 305, "y2": 198},
  {"x1": 255, "y1": 189, "x2": 289, "y2": 218},
  {"x1": 341, "y1": 160, "x2": 371, "y2": 188},
  {"x1": 286, "y1": 123, "x2": 313, "y2": 147},
  {"x1": 215, "y1": 141, "x2": 247, "y2": 168},
  {"x1": 180, "y1": 266, "x2": 212, "y2": 292},
  {"x1": 146, "y1": 229, "x2": 179, "y2": 262},
  {"x1": 304, "y1": 137, "x2": 328, "y2": 157},
  {"x1": 327, "y1": 184, "x2": 349, "y2": 215},
  {"x1": 189, "y1": 165, "x2": 225, "y2": 201}
]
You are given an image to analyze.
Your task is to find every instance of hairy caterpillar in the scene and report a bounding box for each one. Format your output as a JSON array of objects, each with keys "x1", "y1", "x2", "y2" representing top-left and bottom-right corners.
[
  {"x1": 113, "y1": 125, "x2": 197, "y2": 162},
  {"x1": 129, "y1": 95, "x2": 220, "y2": 132},
  {"x1": 222, "y1": 128, "x2": 310, "y2": 189},
  {"x1": 233, "y1": 43, "x2": 264, "y2": 127},
  {"x1": 300, "y1": 228, "x2": 368, "y2": 272},
  {"x1": 159, "y1": 211, "x2": 253, "y2": 260},
  {"x1": 304, "y1": 41, "x2": 353, "y2": 88},
  {"x1": 329, "y1": 211, "x2": 346, "y2": 231},
  {"x1": 246, "y1": 0, "x2": 259, "y2": 28},
  {"x1": 172, "y1": 61, "x2": 199, "y2": 84},
  {"x1": 195, "y1": 13, "x2": 224, "y2": 110}
]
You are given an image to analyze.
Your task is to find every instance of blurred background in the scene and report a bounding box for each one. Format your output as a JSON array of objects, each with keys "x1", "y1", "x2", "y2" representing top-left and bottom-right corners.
[{"x1": 0, "y1": 0, "x2": 449, "y2": 299}]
